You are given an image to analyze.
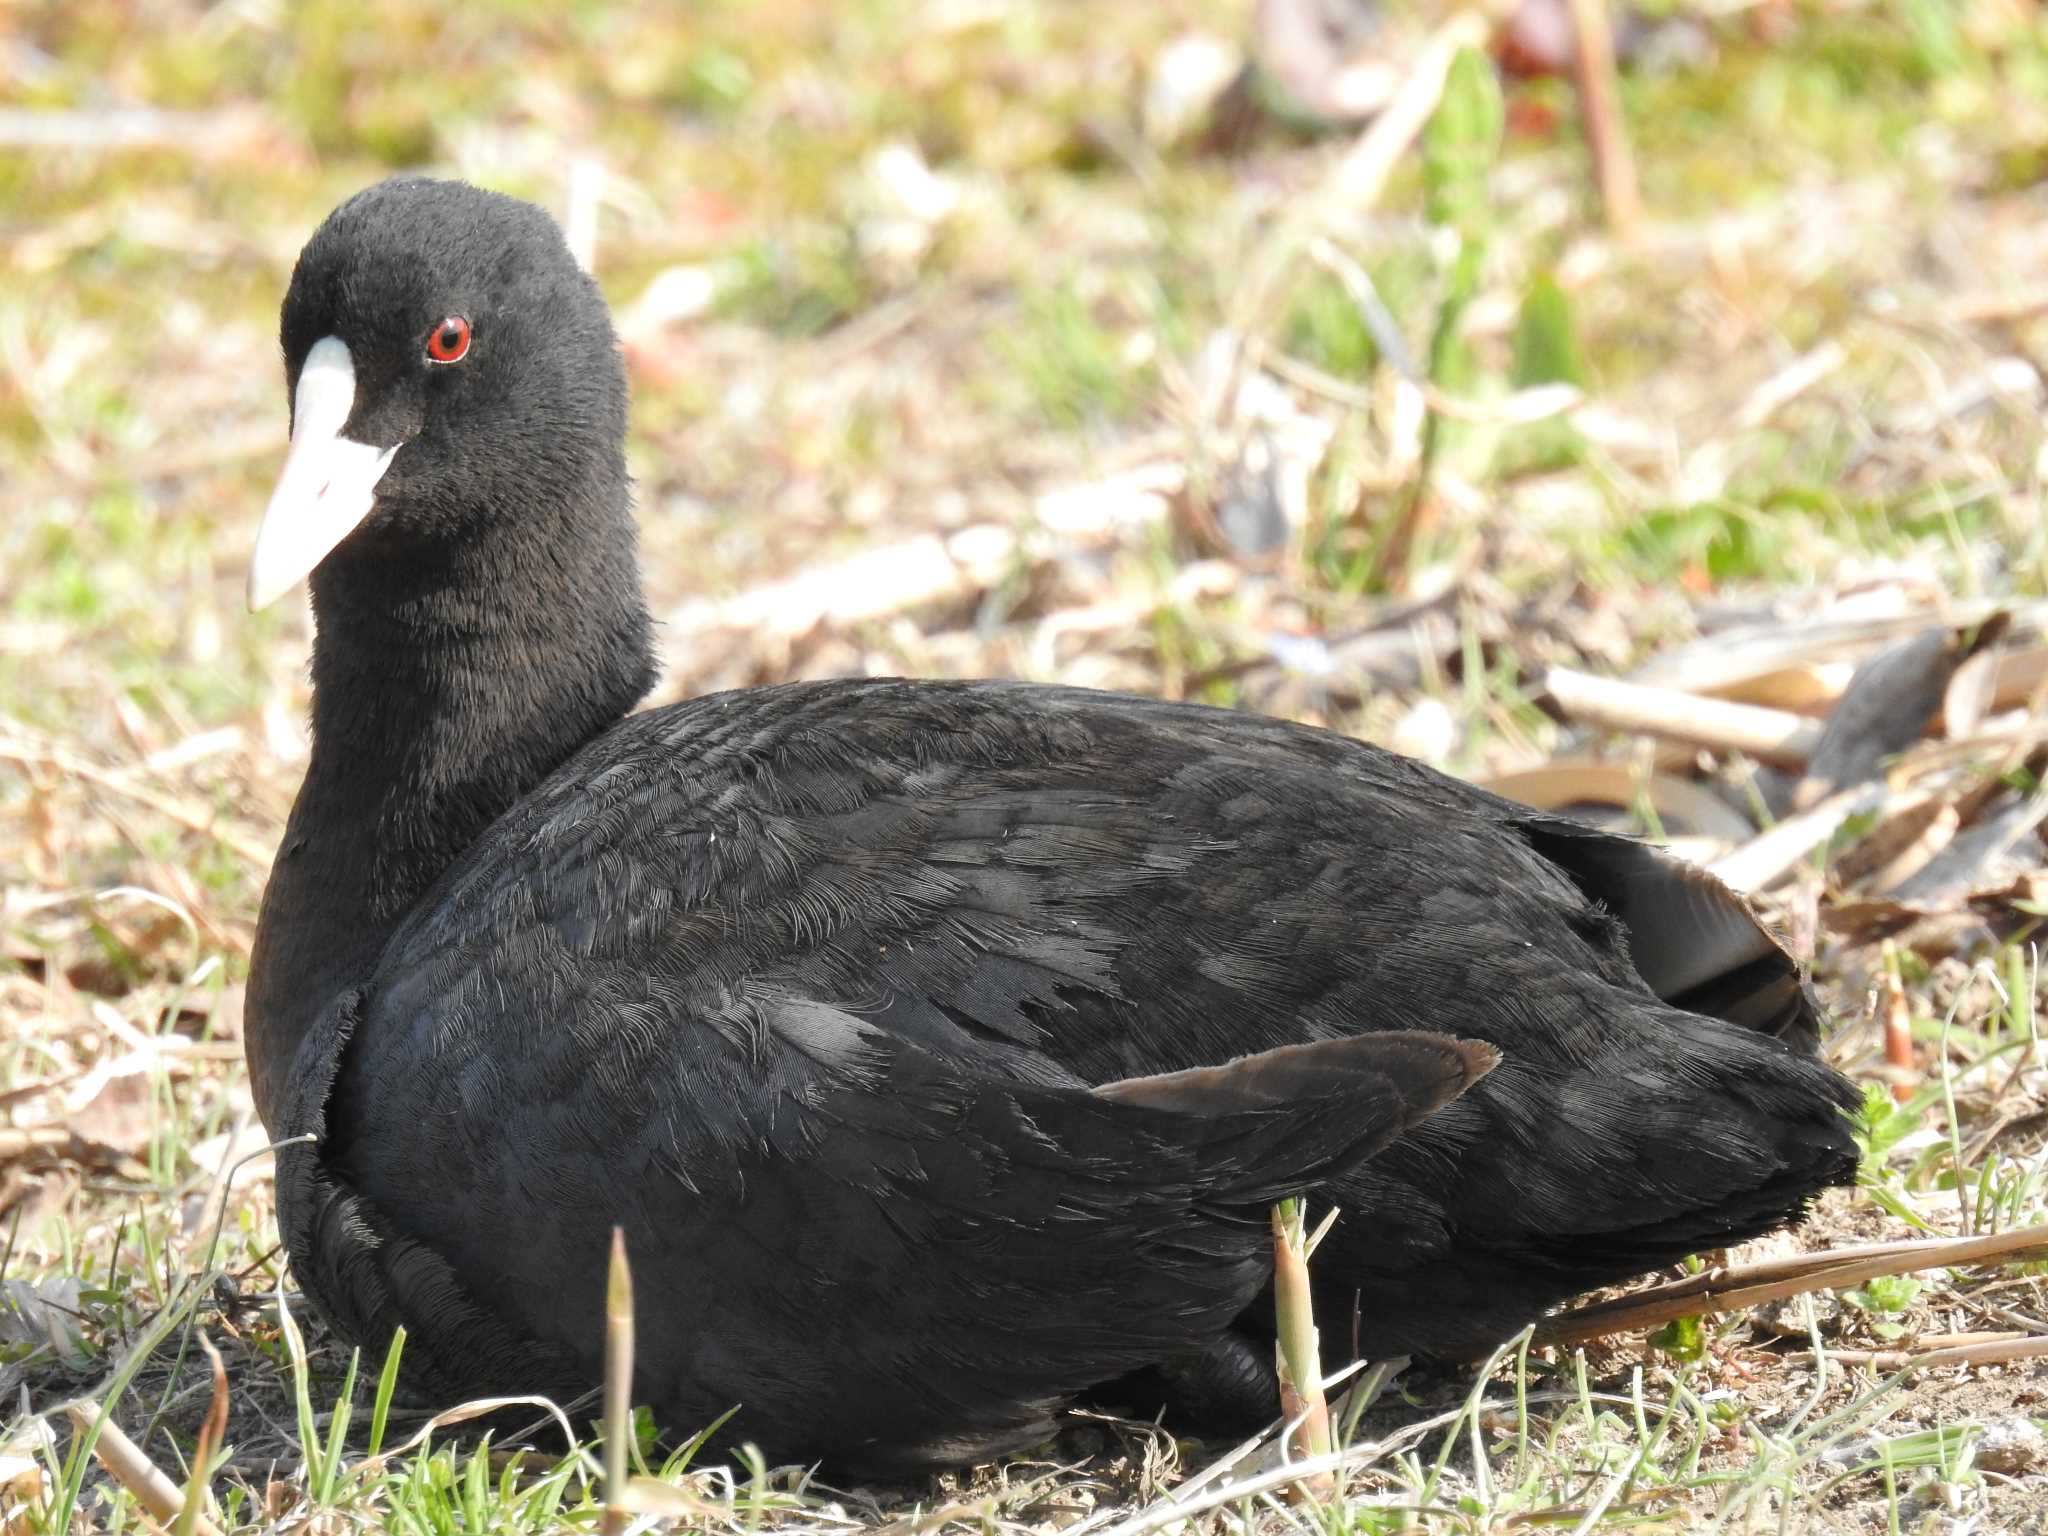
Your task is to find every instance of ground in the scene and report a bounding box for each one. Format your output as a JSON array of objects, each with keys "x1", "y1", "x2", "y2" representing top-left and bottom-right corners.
[{"x1": 4, "y1": 0, "x2": 2048, "y2": 1531}]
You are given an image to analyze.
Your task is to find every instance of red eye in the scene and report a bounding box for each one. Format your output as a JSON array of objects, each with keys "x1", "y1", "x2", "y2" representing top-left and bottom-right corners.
[{"x1": 426, "y1": 316, "x2": 471, "y2": 364}]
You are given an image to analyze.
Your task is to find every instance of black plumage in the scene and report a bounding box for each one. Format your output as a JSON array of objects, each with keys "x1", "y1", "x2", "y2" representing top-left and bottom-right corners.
[{"x1": 244, "y1": 178, "x2": 1860, "y2": 1474}]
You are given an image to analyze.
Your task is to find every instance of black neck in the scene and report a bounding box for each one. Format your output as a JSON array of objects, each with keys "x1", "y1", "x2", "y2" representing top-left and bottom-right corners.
[{"x1": 246, "y1": 500, "x2": 656, "y2": 1124}]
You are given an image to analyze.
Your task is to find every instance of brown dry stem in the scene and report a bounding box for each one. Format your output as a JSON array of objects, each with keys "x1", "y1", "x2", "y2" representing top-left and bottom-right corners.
[{"x1": 1535, "y1": 1225, "x2": 2048, "y2": 1349}]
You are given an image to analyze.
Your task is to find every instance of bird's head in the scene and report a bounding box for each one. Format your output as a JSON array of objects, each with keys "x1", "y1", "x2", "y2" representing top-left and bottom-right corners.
[{"x1": 248, "y1": 178, "x2": 627, "y2": 609}]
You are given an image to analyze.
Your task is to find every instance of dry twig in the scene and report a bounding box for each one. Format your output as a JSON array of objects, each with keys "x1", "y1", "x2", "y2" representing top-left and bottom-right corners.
[
  {"x1": 1796, "y1": 1336, "x2": 2048, "y2": 1372},
  {"x1": 1535, "y1": 1225, "x2": 2048, "y2": 1348}
]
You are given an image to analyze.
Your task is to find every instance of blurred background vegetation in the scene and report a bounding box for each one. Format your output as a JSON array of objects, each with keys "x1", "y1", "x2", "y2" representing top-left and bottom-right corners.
[
  {"x1": 9, "y1": 0, "x2": 2046, "y2": 761},
  {"x1": 9, "y1": 0, "x2": 2048, "y2": 1530}
]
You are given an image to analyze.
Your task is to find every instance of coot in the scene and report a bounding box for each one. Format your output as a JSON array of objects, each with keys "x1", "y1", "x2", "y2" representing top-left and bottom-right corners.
[{"x1": 245, "y1": 178, "x2": 1859, "y2": 1472}]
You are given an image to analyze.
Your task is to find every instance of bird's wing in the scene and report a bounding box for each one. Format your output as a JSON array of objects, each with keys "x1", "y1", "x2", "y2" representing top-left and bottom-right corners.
[{"x1": 313, "y1": 926, "x2": 1486, "y2": 1466}]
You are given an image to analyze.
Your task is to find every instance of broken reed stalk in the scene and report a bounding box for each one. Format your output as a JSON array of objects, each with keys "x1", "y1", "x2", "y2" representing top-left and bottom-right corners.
[
  {"x1": 1534, "y1": 1223, "x2": 2048, "y2": 1349},
  {"x1": 63, "y1": 1404, "x2": 223, "y2": 1536},
  {"x1": 1565, "y1": 0, "x2": 1643, "y2": 238},
  {"x1": 1544, "y1": 666, "x2": 1824, "y2": 766},
  {"x1": 1270, "y1": 1198, "x2": 1334, "y2": 1498},
  {"x1": 1710, "y1": 780, "x2": 1892, "y2": 895},
  {"x1": 602, "y1": 1227, "x2": 634, "y2": 1536}
]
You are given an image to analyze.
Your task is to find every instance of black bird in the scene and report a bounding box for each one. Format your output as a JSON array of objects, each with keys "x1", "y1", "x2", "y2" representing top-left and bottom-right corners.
[{"x1": 245, "y1": 178, "x2": 1859, "y2": 1474}]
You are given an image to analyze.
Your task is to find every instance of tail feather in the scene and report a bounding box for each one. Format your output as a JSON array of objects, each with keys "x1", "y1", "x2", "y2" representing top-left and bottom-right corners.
[{"x1": 1514, "y1": 814, "x2": 1826, "y2": 1049}]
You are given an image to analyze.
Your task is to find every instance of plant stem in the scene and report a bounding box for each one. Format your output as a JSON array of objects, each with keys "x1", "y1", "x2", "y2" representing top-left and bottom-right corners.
[
  {"x1": 1271, "y1": 1197, "x2": 1334, "y2": 1498},
  {"x1": 603, "y1": 1227, "x2": 635, "y2": 1536}
]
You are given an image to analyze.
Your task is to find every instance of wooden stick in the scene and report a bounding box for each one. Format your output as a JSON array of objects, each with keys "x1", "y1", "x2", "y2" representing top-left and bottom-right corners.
[
  {"x1": 1545, "y1": 666, "x2": 1825, "y2": 764},
  {"x1": 1565, "y1": 0, "x2": 1642, "y2": 238},
  {"x1": 64, "y1": 1404, "x2": 223, "y2": 1536},
  {"x1": 1535, "y1": 1224, "x2": 2048, "y2": 1348}
]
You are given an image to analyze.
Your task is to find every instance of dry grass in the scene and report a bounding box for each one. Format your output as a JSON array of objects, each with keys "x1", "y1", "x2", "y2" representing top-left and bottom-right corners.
[{"x1": 6, "y1": 0, "x2": 2048, "y2": 1530}]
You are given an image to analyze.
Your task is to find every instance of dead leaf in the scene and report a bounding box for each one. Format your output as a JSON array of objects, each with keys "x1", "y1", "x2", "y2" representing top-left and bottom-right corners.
[
  {"x1": 1889, "y1": 795, "x2": 2047, "y2": 907},
  {"x1": 1944, "y1": 646, "x2": 2004, "y2": 740},
  {"x1": 1702, "y1": 662, "x2": 1855, "y2": 714},
  {"x1": 1985, "y1": 644, "x2": 2048, "y2": 713},
  {"x1": 1833, "y1": 793, "x2": 1961, "y2": 894},
  {"x1": 62, "y1": 1069, "x2": 154, "y2": 1152},
  {"x1": 1790, "y1": 628, "x2": 1969, "y2": 811}
]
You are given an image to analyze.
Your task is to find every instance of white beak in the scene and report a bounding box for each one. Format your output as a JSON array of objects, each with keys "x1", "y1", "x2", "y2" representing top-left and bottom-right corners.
[{"x1": 246, "y1": 336, "x2": 400, "y2": 610}]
